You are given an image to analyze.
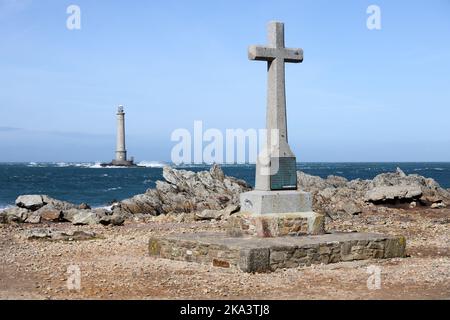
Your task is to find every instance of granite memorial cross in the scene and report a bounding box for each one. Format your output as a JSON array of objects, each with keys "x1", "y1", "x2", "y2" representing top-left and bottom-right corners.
[
  {"x1": 239, "y1": 21, "x2": 319, "y2": 226},
  {"x1": 249, "y1": 21, "x2": 303, "y2": 191}
]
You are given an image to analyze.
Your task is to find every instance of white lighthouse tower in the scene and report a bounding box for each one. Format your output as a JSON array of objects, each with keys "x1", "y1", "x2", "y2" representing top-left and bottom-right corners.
[{"x1": 103, "y1": 105, "x2": 135, "y2": 167}]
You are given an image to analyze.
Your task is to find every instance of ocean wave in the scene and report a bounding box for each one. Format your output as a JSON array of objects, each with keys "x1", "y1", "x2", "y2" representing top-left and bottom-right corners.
[
  {"x1": 106, "y1": 187, "x2": 122, "y2": 191},
  {"x1": 0, "y1": 205, "x2": 13, "y2": 212},
  {"x1": 56, "y1": 162, "x2": 70, "y2": 167},
  {"x1": 137, "y1": 161, "x2": 167, "y2": 168}
]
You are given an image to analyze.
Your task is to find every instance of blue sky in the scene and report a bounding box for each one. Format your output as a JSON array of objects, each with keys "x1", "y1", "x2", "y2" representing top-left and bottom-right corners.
[{"x1": 0, "y1": 0, "x2": 449, "y2": 162}]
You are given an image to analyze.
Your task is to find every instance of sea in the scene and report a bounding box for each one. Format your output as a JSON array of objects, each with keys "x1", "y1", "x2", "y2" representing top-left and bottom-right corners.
[{"x1": 0, "y1": 162, "x2": 449, "y2": 210}]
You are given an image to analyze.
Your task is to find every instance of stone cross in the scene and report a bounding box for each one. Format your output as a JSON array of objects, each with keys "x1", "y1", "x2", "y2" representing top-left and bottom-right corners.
[{"x1": 249, "y1": 21, "x2": 303, "y2": 191}]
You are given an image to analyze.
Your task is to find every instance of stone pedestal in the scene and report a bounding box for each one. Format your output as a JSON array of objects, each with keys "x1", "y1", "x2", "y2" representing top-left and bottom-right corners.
[
  {"x1": 233, "y1": 190, "x2": 324, "y2": 237},
  {"x1": 240, "y1": 190, "x2": 313, "y2": 215},
  {"x1": 228, "y1": 212, "x2": 324, "y2": 237}
]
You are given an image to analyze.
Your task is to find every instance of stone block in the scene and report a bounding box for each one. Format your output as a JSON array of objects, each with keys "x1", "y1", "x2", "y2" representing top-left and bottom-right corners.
[
  {"x1": 240, "y1": 190, "x2": 313, "y2": 215},
  {"x1": 239, "y1": 248, "x2": 270, "y2": 273},
  {"x1": 384, "y1": 236, "x2": 407, "y2": 258},
  {"x1": 227, "y1": 212, "x2": 324, "y2": 238}
]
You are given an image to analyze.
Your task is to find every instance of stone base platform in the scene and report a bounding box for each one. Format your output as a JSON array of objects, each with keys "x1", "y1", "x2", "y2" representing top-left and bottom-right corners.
[{"x1": 149, "y1": 232, "x2": 406, "y2": 273}]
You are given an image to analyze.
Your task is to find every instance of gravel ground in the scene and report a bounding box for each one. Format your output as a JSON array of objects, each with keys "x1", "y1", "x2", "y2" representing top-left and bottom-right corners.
[{"x1": 0, "y1": 208, "x2": 449, "y2": 300}]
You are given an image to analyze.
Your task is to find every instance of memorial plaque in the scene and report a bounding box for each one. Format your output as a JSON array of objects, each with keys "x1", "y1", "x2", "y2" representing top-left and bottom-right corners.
[{"x1": 270, "y1": 157, "x2": 297, "y2": 190}]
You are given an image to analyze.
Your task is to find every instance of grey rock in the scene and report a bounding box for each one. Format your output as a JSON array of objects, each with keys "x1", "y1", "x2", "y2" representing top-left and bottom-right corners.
[
  {"x1": 116, "y1": 165, "x2": 251, "y2": 216},
  {"x1": 63, "y1": 209, "x2": 104, "y2": 225},
  {"x1": 297, "y1": 167, "x2": 450, "y2": 219},
  {"x1": 195, "y1": 209, "x2": 223, "y2": 221},
  {"x1": 238, "y1": 248, "x2": 270, "y2": 273},
  {"x1": 99, "y1": 213, "x2": 125, "y2": 226},
  {"x1": 35, "y1": 205, "x2": 62, "y2": 222},
  {"x1": 431, "y1": 202, "x2": 446, "y2": 209},
  {"x1": 3, "y1": 207, "x2": 30, "y2": 223},
  {"x1": 26, "y1": 228, "x2": 98, "y2": 241},
  {"x1": 0, "y1": 211, "x2": 6, "y2": 224},
  {"x1": 78, "y1": 203, "x2": 91, "y2": 210},
  {"x1": 25, "y1": 213, "x2": 41, "y2": 224},
  {"x1": 15, "y1": 195, "x2": 77, "y2": 213},
  {"x1": 15, "y1": 195, "x2": 46, "y2": 211},
  {"x1": 365, "y1": 186, "x2": 423, "y2": 202}
]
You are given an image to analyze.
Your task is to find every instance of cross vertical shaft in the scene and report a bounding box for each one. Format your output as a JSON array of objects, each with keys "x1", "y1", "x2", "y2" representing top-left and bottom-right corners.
[{"x1": 248, "y1": 21, "x2": 303, "y2": 191}]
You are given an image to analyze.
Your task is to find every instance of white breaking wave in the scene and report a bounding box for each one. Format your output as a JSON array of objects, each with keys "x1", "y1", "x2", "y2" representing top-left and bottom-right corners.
[
  {"x1": 94, "y1": 205, "x2": 114, "y2": 211},
  {"x1": 137, "y1": 161, "x2": 167, "y2": 168},
  {"x1": 106, "y1": 187, "x2": 122, "y2": 191},
  {"x1": 56, "y1": 162, "x2": 70, "y2": 167},
  {"x1": 0, "y1": 205, "x2": 13, "y2": 212},
  {"x1": 89, "y1": 162, "x2": 104, "y2": 168}
]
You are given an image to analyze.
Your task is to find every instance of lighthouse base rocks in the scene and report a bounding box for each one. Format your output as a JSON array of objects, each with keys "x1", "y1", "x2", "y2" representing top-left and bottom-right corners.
[{"x1": 101, "y1": 159, "x2": 137, "y2": 167}]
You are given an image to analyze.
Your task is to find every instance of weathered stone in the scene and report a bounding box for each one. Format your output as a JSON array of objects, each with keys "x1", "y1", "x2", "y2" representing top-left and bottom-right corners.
[
  {"x1": 149, "y1": 232, "x2": 406, "y2": 273},
  {"x1": 384, "y1": 236, "x2": 407, "y2": 258},
  {"x1": 365, "y1": 186, "x2": 423, "y2": 202},
  {"x1": 99, "y1": 214, "x2": 125, "y2": 226},
  {"x1": 24, "y1": 213, "x2": 41, "y2": 224},
  {"x1": 15, "y1": 195, "x2": 46, "y2": 211},
  {"x1": 26, "y1": 228, "x2": 98, "y2": 241},
  {"x1": 240, "y1": 190, "x2": 313, "y2": 215},
  {"x1": 297, "y1": 167, "x2": 450, "y2": 218},
  {"x1": 117, "y1": 165, "x2": 251, "y2": 216},
  {"x1": 239, "y1": 248, "x2": 270, "y2": 273},
  {"x1": 3, "y1": 207, "x2": 30, "y2": 223},
  {"x1": 63, "y1": 209, "x2": 101, "y2": 225},
  {"x1": 78, "y1": 203, "x2": 91, "y2": 210},
  {"x1": 35, "y1": 205, "x2": 62, "y2": 222},
  {"x1": 431, "y1": 202, "x2": 446, "y2": 209},
  {"x1": 228, "y1": 212, "x2": 324, "y2": 238},
  {"x1": 195, "y1": 209, "x2": 224, "y2": 221},
  {"x1": 195, "y1": 204, "x2": 240, "y2": 221}
]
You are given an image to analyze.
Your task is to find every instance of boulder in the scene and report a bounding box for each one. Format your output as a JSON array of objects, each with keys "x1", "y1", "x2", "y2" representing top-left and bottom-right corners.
[
  {"x1": 364, "y1": 186, "x2": 423, "y2": 203},
  {"x1": 78, "y1": 203, "x2": 91, "y2": 210},
  {"x1": 2, "y1": 207, "x2": 30, "y2": 223},
  {"x1": 63, "y1": 209, "x2": 105, "y2": 225},
  {"x1": 15, "y1": 195, "x2": 46, "y2": 211},
  {"x1": 35, "y1": 205, "x2": 62, "y2": 222},
  {"x1": 26, "y1": 228, "x2": 98, "y2": 241},
  {"x1": 195, "y1": 204, "x2": 240, "y2": 221},
  {"x1": 195, "y1": 209, "x2": 223, "y2": 221},
  {"x1": 431, "y1": 202, "x2": 446, "y2": 209},
  {"x1": 15, "y1": 195, "x2": 77, "y2": 213},
  {"x1": 99, "y1": 214, "x2": 125, "y2": 226},
  {"x1": 25, "y1": 213, "x2": 41, "y2": 224}
]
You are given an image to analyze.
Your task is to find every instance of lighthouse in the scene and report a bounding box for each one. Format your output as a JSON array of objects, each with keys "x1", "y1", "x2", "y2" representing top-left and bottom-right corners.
[{"x1": 103, "y1": 105, "x2": 136, "y2": 167}]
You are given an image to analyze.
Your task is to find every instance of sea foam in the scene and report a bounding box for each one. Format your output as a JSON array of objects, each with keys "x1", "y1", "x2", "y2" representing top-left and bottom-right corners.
[{"x1": 137, "y1": 161, "x2": 167, "y2": 168}]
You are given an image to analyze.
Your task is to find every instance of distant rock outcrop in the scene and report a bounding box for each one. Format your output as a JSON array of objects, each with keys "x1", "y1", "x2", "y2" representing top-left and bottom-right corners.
[
  {"x1": 297, "y1": 167, "x2": 450, "y2": 219},
  {"x1": 114, "y1": 164, "x2": 251, "y2": 216},
  {"x1": 2, "y1": 166, "x2": 449, "y2": 225},
  {"x1": 1, "y1": 196, "x2": 123, "y2": 226}
]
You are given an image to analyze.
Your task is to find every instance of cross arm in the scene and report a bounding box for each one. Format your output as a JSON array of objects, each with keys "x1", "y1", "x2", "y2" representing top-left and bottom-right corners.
[
  {"x1": 283, "y1": 48, "x2": 303, "y2": 63},
  {"x1": 248, "y1": 45, "x2": 303, "y2": 63},
  {"x1": 248, "y1": 46, "x2": 278, "y2": 61}
]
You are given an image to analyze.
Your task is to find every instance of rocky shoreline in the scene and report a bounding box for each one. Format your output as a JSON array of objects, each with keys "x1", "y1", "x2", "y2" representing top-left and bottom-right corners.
[
  {"x1": 1, "y1": 164, "x2": 449, "y2": 299},
  {"x1": 1, "y1": 165, "x2": 449, "y2": 227}
]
